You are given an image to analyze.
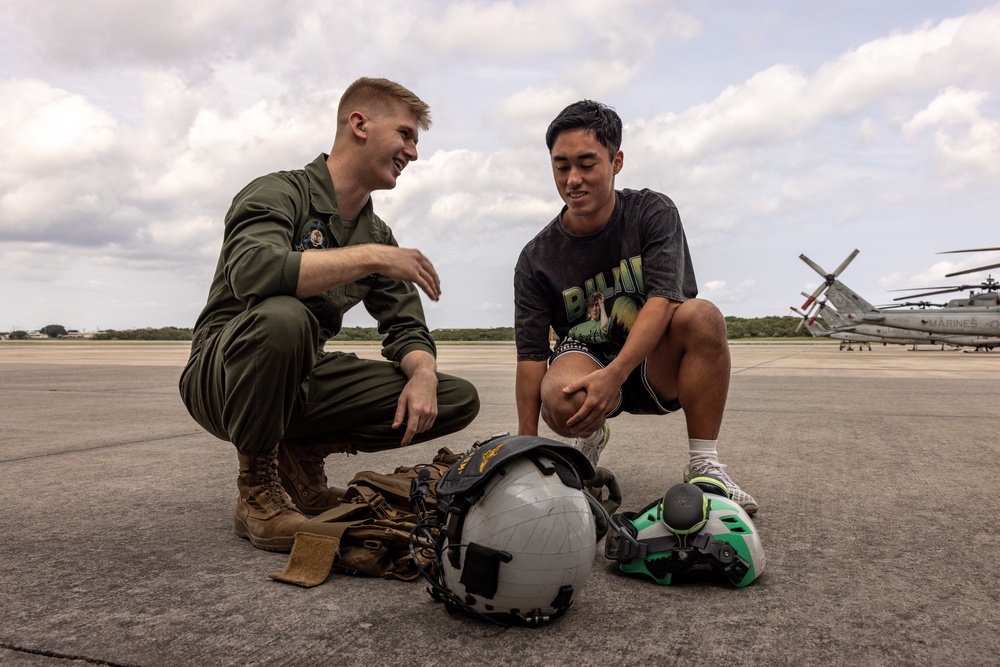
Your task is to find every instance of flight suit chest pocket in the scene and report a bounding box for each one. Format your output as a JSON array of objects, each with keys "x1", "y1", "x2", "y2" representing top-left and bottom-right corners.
[
  {"x1": 308, "y1": 275, "x2": 378, "y2": 330},
  {"x1": 345, "y1": 275, "x2": 376, "y2": 304}
]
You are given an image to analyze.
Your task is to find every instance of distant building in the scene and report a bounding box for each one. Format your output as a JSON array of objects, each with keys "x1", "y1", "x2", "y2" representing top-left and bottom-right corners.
[{"x1": 60, "y1": 331, "x2": 102, "y2": 339}]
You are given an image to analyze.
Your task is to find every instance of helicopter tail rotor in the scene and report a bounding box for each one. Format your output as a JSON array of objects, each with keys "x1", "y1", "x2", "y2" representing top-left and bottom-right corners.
[
  {"x1": 791, "y1": 300, "x2": 825, "y2": 333},
  {"x1": 800, "y1": 249, "x2": 859, "y2": 309}
]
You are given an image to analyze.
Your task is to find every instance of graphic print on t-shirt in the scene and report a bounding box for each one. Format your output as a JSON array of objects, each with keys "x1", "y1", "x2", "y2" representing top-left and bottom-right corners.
[
  {"x1": 567, "y1": 292, "x2": 645, "y2": 361},
  {"x1": 560, "y1": 255, "x2": 644, "y2": 323}
]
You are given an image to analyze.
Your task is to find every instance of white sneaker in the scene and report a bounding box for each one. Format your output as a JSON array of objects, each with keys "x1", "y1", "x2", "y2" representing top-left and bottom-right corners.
[
  {"x1": 572, "y1": 422, "x2": 611, "y2": 466},
  {"x1": 683, "y1": 458, "x2": 759, "y2": 515}
]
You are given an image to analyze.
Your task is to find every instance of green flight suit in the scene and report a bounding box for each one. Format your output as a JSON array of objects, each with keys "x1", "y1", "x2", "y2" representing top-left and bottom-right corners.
[{"x1": 179, "y1": 154, "x2": 479, "y2": 454}]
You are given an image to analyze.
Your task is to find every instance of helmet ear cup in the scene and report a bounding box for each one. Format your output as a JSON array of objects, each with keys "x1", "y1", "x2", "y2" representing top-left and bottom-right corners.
[{"x1": 659, "y1": 483, "x2": 709, "y2": 535}]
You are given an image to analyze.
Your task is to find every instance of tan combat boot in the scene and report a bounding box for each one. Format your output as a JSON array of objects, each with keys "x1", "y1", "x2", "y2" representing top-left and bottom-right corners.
[
  {"x1": 234, "y1": 448, "x2": 308, "y2": 551},
  {"x1": 276, "y1": 439, "x2": 349, "y2": 515}
]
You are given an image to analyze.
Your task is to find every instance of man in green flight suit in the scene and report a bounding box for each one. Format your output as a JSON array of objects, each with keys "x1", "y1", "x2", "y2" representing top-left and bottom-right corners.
[{"x1": 179, "y1": 77, "x2": 480, "y2": 552}]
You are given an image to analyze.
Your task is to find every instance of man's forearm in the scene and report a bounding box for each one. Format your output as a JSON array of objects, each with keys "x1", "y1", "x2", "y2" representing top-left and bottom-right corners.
[
  {"x1": 605, "y1": 297, "x2": 678, "y2": 381},
  {"x1": 297, "y1": 244, "x2": 441, "y2": 302},
  {"x1": 295, "y1": 246, "x2": 383, "y2": 298}
]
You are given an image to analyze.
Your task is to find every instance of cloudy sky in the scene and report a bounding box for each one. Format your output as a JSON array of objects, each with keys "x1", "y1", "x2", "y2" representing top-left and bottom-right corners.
[{"x1": 2, "y1": 0, "x2": 999, "y2": 332}]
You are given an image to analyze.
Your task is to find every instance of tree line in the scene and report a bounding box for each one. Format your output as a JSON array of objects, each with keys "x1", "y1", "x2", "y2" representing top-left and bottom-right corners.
[{"x1": 4, "y1": 317, "x2": 808, "y2": 341}]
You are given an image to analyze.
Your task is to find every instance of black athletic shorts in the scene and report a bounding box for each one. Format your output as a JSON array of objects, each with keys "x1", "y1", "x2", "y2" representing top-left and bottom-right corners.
[{"x1": 549, "y1": 337, "x2": 681, "y2": 418}]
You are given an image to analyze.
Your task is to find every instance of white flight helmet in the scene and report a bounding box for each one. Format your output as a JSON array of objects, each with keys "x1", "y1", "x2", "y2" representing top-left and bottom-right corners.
[{"x1": 426, "y1": 434, "x2": 597, "y2": 625}]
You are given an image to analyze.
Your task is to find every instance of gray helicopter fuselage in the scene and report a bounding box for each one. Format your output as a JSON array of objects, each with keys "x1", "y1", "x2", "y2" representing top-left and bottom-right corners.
[{"x1": 828, "y1": 282, "x2": 1000, "y2": 338}]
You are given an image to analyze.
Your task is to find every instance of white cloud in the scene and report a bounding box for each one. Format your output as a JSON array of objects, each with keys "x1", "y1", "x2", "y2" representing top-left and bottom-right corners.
[
  {"x1": 494, "y1": 84, "x2": 579, "y2": 136},
  {"x1": 627, "y1": 6, "x2": 1000, "y2": 172},
  {"x1": 379, "y1": 147, "x2": 557, "y2": 241},
  {"x1": 403, "y1": 0, "x2": 698, "y2": 63},
  {"x1": 905, "y1": 87, "x2": 989, "y2": 131},
  {"x1": 0, "y1": 79, "x2": 117, "y2": 175},
  {"x1": 903, "y1": 87, "x2": 1000, "y2": 186},
  {"x1": 8, "y1": 0, "x2": 300, "y2": 65}
]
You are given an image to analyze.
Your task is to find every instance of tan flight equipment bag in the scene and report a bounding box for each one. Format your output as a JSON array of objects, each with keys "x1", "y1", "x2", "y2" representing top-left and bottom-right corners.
[{"x1": 269, "y1": 447, "x2": 460, "y2": 587}]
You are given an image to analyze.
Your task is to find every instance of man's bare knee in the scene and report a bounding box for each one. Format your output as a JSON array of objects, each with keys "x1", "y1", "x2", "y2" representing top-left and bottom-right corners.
[
  {"x1": 538, "y1": 354, "x2": 597, "y2": 436},
  {"x1": 540, "y1": 392, "x2": 582, "y2": 437},
  {"x1": 540, "y1": 370, "x2": 584, "y2": 436},
  {"x1": 673, "y1": 299, "x2": 727, "y2": 346}
]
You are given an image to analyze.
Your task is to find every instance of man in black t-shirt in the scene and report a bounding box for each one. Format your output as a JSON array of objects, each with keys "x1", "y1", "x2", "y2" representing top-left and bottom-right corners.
[{"x1": 513, "y1": 100, "x2": 757, "y2": 514}]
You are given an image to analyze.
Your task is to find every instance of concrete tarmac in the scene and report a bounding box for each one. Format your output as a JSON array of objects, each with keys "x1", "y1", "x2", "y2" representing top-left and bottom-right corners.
[{"x1": 1, "y1": 341, "x2": 998, "y2": 666}]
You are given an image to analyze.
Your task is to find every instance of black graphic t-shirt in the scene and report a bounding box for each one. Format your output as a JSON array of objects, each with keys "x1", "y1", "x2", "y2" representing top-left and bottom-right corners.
[{"x1": 514, "y1": 188, "x2": 698, "y2": 362}]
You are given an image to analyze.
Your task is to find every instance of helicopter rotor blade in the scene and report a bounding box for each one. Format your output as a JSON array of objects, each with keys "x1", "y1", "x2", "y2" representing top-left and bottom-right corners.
[
  {"x1": 801, "y1": 283, "x2": 827, "y2": 309},
  {"x1": 878, "y1": 302, "x2": 936, "y2": 309},
  {"x1": 937, "y1": 247, "x2": 1000, "y2": 254},
  {"x1": 936, "y1": 247, "x2": 1000, "y2": 278},
  {"x1": 799, "y1": 250, "x2": 858, "y2": 309},
  {"x1": 801, "y1": 292, "x2": 830, "y2": 319},
  {"x1": 892, "y1": 287, "x2": 966, "y2": 300},
  {"x1": 889, "y1": 276, "x2": 999, "y2": 299},
  {"x1": 791, "y1": 307, "x2": 807, "y2": 332},
  {"x1": 945, "y1": 262, "x2": 1000, "y2": 278},
  {"x1": 792, "y1": 303, "x2": 823, "y2": 332},
  {"x1": 799, "y1": 253, "x2": 828, "y2": 278},
  {"x1": 831, "y1": 248, "x2": 860, "y2": 278},
  {"x1": 799, "y1": 254, "x2": 830, "y2": 308},
  {"x1": 805, "y1": 301, "x2": 823, "y2": 326}
]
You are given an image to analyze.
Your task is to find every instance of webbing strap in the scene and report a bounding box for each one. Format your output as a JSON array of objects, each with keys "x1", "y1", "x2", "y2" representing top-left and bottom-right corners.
[
  {"x1": 352, "y1": 485, "x2": 395, "y2": 520},
  {"x1": 268, "y1": 516, "x2": 367, "y2": 587}
]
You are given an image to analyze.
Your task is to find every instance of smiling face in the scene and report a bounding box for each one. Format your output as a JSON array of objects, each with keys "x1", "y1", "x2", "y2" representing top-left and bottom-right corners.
[
  {"x1": 362, "y1": 101, "x2": 420, "y2": 191},
  {"x1": 550, "y1": 127, "x2": 623, "y2": 235}
]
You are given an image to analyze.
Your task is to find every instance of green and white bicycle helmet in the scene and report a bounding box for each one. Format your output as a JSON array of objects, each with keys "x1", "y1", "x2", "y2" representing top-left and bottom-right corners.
[{"x1": 605, "y1": 482, "x2": 765, "y2": 587}]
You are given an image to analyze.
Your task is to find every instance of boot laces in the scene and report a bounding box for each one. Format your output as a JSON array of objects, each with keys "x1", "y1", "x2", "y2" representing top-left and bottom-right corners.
[
  {"x1": 259, "y1": 452, "x2": 294, "y2": 508},
  {"x1": 297, "y1": 452, "x2": 328, "y2": 485}
]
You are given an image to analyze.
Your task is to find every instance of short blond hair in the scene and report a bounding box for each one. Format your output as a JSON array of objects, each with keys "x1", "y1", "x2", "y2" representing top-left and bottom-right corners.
[{"x1": 337, "y1": 77, "x2": 432, "y2": 131}]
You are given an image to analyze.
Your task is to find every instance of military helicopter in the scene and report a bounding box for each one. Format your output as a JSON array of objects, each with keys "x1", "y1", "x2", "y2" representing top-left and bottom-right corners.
[
  {"x1": 792, "y1": 297, "x2": 975, "y2": 351},
  {"x1": 814, "y1": 292, "x2": 1000, "y2": 351},
  {"x1": 791, "y1": 305, "x2": 882, "y2": 350},
  {"x1": 799, "y1": 250, "x2": 1000, "y2": 344}
]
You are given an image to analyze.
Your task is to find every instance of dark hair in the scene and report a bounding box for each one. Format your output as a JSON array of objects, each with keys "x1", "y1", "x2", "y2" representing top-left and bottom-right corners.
[{"x1": 545, "y1": 100, "x2": 622, "y2": 158}]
